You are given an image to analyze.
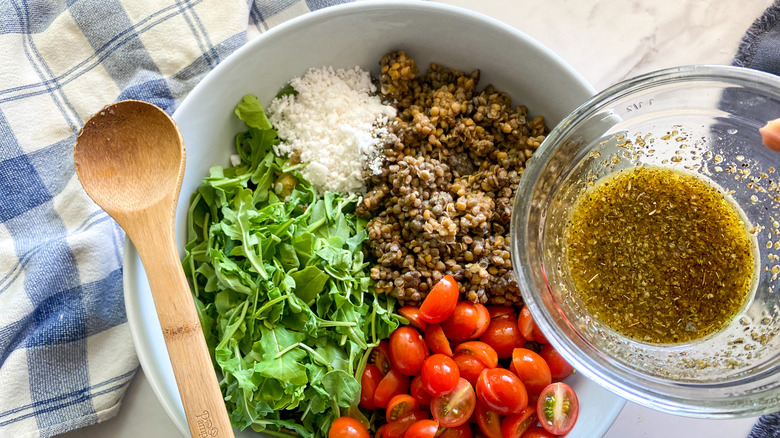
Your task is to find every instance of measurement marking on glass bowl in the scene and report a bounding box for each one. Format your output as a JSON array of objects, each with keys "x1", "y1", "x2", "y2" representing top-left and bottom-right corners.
[{"x1": 625, "y1": 99, "x2": 654, "y2": 112}]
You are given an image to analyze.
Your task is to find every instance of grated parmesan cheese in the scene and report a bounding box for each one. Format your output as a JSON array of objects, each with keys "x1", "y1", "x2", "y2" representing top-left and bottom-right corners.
[{"x1": 268, "y1": 65, "x2": 396, "y2": 194}]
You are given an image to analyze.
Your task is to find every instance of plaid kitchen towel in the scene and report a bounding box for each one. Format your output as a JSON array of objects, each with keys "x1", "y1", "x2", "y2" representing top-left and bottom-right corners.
[
  {"x1": 0, "y1": 0, "x2": 350, "y2": 437},
  {"x1": 737, "y1": 2, "x2": 780, "y2": 437}
]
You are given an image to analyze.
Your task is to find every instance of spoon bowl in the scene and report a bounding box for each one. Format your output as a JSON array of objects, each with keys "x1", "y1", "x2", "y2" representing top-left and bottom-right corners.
[
  {"x1": 74, "y1": 100, "x2": 234, "y2": 438},
  {"x1": 74, "y1": 101, "x2": 184, "y2": 216}
]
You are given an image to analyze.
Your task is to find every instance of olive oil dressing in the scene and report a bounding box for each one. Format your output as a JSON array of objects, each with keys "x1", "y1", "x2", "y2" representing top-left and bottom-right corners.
[{"x1": 565, "y1": 166, "x2": 756, "y2": 344}]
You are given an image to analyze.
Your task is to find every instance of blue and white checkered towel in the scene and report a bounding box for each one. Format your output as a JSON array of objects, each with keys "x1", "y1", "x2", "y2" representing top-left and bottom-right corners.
[{"x1": 0, "y1": 1, "x2": 349, "y2": 437}]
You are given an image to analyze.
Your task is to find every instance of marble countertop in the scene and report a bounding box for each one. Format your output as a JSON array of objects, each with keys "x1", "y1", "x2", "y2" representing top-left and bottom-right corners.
[{"x1": 59, "y1": 0, "x2": 776, "y2": 437}]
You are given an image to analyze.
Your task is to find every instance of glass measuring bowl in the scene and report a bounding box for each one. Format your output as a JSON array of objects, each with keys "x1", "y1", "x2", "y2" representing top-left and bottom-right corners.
[{"x1": 512, "y1": 65, "x2": 780, "y2": 417}]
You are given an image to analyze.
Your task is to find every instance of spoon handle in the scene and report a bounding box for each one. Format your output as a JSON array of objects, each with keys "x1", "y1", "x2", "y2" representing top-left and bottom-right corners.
[{"x1": 132, "y1": 222, "x2": 234, "y2": 438}]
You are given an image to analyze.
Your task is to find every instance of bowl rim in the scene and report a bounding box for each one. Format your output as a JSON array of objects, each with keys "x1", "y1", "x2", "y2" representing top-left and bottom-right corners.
[
  {"x1": 123, "y1": 1, "x2": 624, "y2": 436},
  {"x1": 512, "y1": 64, "x2": 780, "y2": 418},
  {"x1": 172, "y1": 0, "x2": 595, "y2": 116}
]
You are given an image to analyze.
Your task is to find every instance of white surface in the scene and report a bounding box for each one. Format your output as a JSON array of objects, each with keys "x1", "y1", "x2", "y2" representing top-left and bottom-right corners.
[{"x1": 59, "y1": 0, "x2": 774, "y2": 437}]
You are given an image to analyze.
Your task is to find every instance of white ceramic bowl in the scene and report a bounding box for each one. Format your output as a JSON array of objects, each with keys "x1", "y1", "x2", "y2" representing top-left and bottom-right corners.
[{"x1": 123, "y1": 1, "x2": 625, "y2": 436}]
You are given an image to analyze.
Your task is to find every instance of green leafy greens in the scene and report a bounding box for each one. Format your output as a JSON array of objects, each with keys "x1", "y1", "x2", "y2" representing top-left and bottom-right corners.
[{"x1": 183, "y1": 95, "x2": 401, "y2": 437}]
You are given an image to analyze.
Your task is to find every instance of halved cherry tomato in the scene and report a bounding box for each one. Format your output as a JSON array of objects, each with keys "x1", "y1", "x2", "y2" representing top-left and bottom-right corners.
[
  {"x1": 372, "y1": 340, "x2": 393, "y2": 375},
  {"x1": 425, "y1": 324, "x2": 453, "y2": 356},
  {"x1": 518, "y1": 306, "x2": 548, "y2": 344},
  {"x1": 431, "y1": 378, "x2": 476, "y2": 427},
  {"x1": 360, "y1": 364, "x2": 384, "y2": 410},
  {"x1": 419, "y1": 275, "x2": 459, "y2": 324},
  {"x1": 454, "y1": 341, "x2": 498, "y2": 369},
  {"x1": 476, "y1": 368, "x2": 528, "y2": 415},
  {"x1": 411, "y1": 375, "x2": 432, "y2": 406},
  {"x1": 468, "y1": 406, "x2": 478, "y2": 424},
  {"x1": 387, "y1": 394, "x2": 420, "y2": 423},
  {"x1": 452, "y1": 353, "x2": 487, "y2": 387},
  {"x1": 511, "y1": 348, "x2": 552, "y2": 395},
  {"x1": 528, "y1": 393, "x2": 539, "y2": 412},
  {"x1": 375, "y1": 369, "x2": 411, "y2": 409},
  {"x1": 501, "y1": 405, "x2": 537, "y2": 438},
  {"x1": 487, "y1": 305, "x2": 516, "y2": 321},
  {"x1": 517, "y1": 306, "x2": 535, "y2": 342},
  {"x1": 475, "y1": 401, "x2": 502, "y2": 438},
  {"x1": 375, "y1": 424, "x2": 387, "y2": 438},
  {"x1": 437, "y1": 423, "x2": 474, "y2": 438},
  {"x1": 537, "y1": 382, "x2": 579, "y2": 435},
  {"x1": 404, "y1": 420, "x2": 439, "y2": 438},
  {"x1": 473, "y1": 303, "x2": 491, "y2": 338},
  {"x1": 539, "y1": 344, "x2": 574, "y2": 381},
  {"x1": 329, "y1": 416, "x2": 370, "y2": 438},
  {"x1": 479, "y1": 319, "x2": 526, "y2": 359},
  {"x1": 421, "y1": 354, "x2": 460, "y2": 397},
  {"x1": 532, "y1": 328, "x2": 548, "y2": 344},
  {"x1": 439, "y1": 424, "x2": 473, "y2": 438},
  {"x1": 520, "y1": 427, "x2": 555, "y2": 438},
  {"x1": 385, "y1": 411, "x2": 430, "y2": 438},
  {"x1": 399, "y1": 306, "x2": 428, "y2": 331},
  {"x1": 440, "y1": 302, "x2": 490, "y2": 341},
  {"x1": 390, "y1": 327, "x2": 429, "y2": 376}
]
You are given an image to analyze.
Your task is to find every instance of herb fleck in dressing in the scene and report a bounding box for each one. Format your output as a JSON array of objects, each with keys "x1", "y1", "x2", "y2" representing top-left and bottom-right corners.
[{"x1": 565, "y1": 166, "x2": 756, "y2": 344}]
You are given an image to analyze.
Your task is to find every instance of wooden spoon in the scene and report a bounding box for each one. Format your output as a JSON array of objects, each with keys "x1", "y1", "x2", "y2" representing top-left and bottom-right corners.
[{"x1": 74, "y1": 100, "x2": 234, "y2": 438}]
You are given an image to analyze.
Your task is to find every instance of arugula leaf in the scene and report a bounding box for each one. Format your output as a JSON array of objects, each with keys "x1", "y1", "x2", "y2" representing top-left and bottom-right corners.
[
  {"x1": 322, "y1": 370, "x2": 361, "y2": 408},
  {"x1": 290, "y1": 266, "x2": 329, "y2": 304},
  {"x1": 235, "y1": 95, "x2": 272, "y2": 130},
  {"x1": 276, "y1": 84, "x2": 298, "y2": 98},
  {"x1": 183, "y1": 95, "x2": 401, "y2": 438},
  {"x1": 254, "y1": 325, "x2": 308, "y2": 386}
]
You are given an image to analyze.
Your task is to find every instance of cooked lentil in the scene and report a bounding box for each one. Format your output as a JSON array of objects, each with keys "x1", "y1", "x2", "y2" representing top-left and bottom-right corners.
[{"x1": 358, "y1": 51, "x2": 548, "y2": 305}]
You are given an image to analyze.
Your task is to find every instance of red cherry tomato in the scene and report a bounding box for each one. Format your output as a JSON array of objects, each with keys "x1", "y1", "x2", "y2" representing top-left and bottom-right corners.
[
  {"x1": 399, "y1": 306, "x2": 428, "y2": 331},
  {"x1": 375, "y1": 369, "x2": 411, "y2": 409},
  {"x1": 453, "y1": 341, "x2": 498, "y2": 369},
  {"x1": 520, "y1": 426, "x2": 555, "y2": 438},
  {"x1": 421, "y1": 354, "x2": 460, "y2": 397},
  {"x1": 476, "y1": 368, "x2": 528, "y2": 415},
  {"x1": 329, "y1": 416, "x2": 370, "y2": 438},
  {"x1": 431, "y1": 378, "x2": 476, "y2": 427},
  {"x1": 375, "y1": 424, "x2": 387, "y2": 438},
  {"x1": 404, "y1": 420, "x2": 439, "y2": 438},
  {"x1": 385, "y1": 411, "x2": 430, "y2": 438},
  {"x1": 511, "y1": 348, "x2": 552, "y2": 395},
  {"x1": 487, "y1": 305, "x2": 516, "y2": 321},
  {"x1": 528, "y1": 393, "x2": 540, "y2": 413},
  {"x1": 372, "y1": 340, "x2": 393, "y2": 375},
  {"x1": 539, "y1": 344, "x2": 574, "y2": 381},
  {"x1": 537, "y1": 382, "x2": 579, "y2": 435},
  {"x1": 411, "y1": 375, "x2": 432, "y2": 406},
  {"x1": 439, "y1": 424, "x2": 473, "y2": 438},
  {"x1": 518, "y1": 306, "x2": 548, "y2": 343},
  {"x1": 419, "y1": 275, "x2": 459, "y2": 324},
  {"x1": 501, "y1": 405, "x2": 537, "y2": 438},
  {"x1": 517, "y1": 306, "x2": 535, "y2": 342},
  {"x1": 479, "y1": 319, "x2": 526, "y2": 359},
  {"x1": 390, "y1": 327, "x2": 429, "y2": 376},
  {"x1": 425, "y1": 323, "x2": 453, "y2": 356},
  {"x1": 452, "y1": 353, "x2": 487, "y2": 387},
  {"x1": 473, "y1": 303, "x2": 491, "y2": 338},
  {"x1": 387, "y1": 394, "x2": 420, "y2": 423},
  {"x1": 360, "y1": 364, "x2": 384, "y2": 410},
  {"x1": 475, "y1": 401, "x2": 502, "y2": 438},
  {"x1": 531, "y1": 326, "x2": 548, "y2": 344},
  {"x1": 440, "y1": 302, "x2": 490, "y2": 341}
]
